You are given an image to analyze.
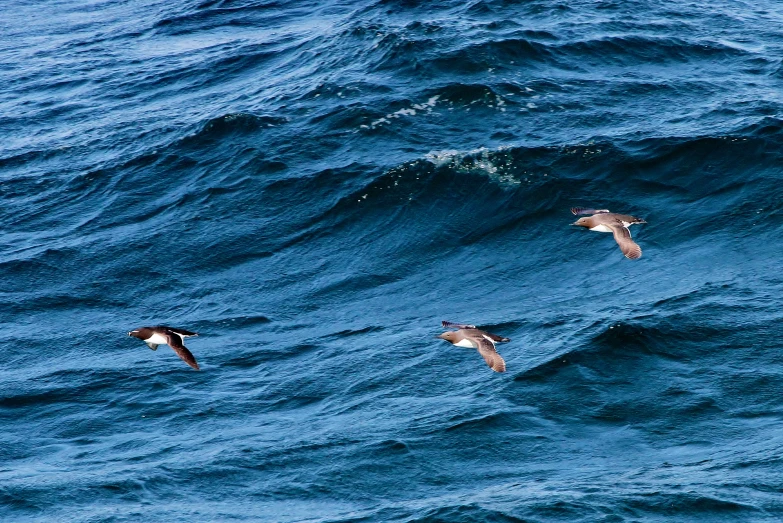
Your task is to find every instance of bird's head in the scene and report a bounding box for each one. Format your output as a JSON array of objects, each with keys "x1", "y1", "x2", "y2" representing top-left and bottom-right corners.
[{"x1": 438, "y1": 332, "x2": 457, "y2": 343}]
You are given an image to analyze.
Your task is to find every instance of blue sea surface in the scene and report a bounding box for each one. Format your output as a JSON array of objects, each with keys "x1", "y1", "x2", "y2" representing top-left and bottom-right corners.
[{"x1": 2, "y1": 0, "x2": 783, "y2": 521}]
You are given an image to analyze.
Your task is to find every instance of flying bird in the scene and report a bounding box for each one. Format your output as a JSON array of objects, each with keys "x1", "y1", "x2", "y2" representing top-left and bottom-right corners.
[
  {"x1": 571, "y1": 207, "x2": 647, "y2": 259},
  {"x1": 438, "y1": 320, "x2": 509, "y2": 373},
  {"x1": 128, "y1": 326, "x2": 200, "y2": 370}
]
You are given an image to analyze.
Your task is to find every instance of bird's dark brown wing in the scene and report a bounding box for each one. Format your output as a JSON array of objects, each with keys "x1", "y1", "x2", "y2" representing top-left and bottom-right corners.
[
  {"x1": 442, "y1": 320, "x2": 476, "y2": 329},
  {"x1": 163, "y1": 326, "x2": 198, "y2": 337},
  {"x1": 165, "y1": 333, "x2": 200, "y2": 370},
  {"x1": 609, "y1": 224, "x2": 642, "y2": 260},
  {"x1": 461, "y1": 328, "x2": 509, "y2": 343},
  {"x1": 571, "y1": 207, "x2": 610, "y2": 216},
  {"x1": 476, "y1": 336, "x2": 506, "y2": 373},
  {"x1": 610, "y1": 214, "x2": 646, "y2": 225},
  {"x1": 483, "y1": 331, "x2": 511, "y2": 343}
]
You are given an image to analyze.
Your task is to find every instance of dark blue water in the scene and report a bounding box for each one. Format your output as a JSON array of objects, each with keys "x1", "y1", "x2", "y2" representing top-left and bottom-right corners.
[{"x1": 3, "y1": 0, "x2": 783, "y2": 521}]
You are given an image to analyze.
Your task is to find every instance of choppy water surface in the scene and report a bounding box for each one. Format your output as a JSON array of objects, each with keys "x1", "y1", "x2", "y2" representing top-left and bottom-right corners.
[{"x1": 2, "y1": 0, "x2": 783, "y2": 521}]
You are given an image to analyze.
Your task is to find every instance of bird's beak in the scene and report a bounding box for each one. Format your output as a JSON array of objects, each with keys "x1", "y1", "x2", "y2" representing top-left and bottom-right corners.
[
  {"x1": 571, "y1": 222, "x2": 580, "y2": 226},
  {"x1": 127, "y1": 332, "x2": 133, "y2": 336}
]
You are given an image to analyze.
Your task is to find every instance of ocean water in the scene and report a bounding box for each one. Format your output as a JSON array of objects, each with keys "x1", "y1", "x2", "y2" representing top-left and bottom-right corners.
[{"x1": 2, "y1": 0, "x2": 783, "y2": 521}]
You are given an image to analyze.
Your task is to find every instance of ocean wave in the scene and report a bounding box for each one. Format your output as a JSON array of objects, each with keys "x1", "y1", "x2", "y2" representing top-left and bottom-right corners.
[{"x1": 5, "y1": 1, "x2": 783, "y2": 521}]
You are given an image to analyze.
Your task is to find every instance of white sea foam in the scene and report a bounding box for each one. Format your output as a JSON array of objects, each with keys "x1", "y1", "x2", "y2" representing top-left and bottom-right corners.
[
  {"x1": 368, "y1": 95, "x2": 440, "y2": 129},
  {"x1": 424, "y1": 146, "x2": 538, "y2": 188}
]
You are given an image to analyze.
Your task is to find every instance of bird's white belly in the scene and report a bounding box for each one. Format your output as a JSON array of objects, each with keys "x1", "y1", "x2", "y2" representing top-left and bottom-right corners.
[
  {"x1": 590, "y1": 224, "x2": 613, "y2": 233},
  {"x1": 454, "y1": 339, "x2": 476, "y2": 348},
  {"x1": 145, "y1": 333, "x2": 169, "y2": 344}
]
